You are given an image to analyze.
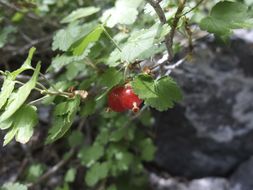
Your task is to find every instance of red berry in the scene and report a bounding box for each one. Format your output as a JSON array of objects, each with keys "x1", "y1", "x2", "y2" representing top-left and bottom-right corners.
[
  {"x1": 121, "y1": 85, "x2": 143, "y2": 112},
  {"x1": 108, "y1": 86, "x2": 127, "y2": 112},
  {"x1": 107, "y1": 84, "x2": 143, "y2": 113}
]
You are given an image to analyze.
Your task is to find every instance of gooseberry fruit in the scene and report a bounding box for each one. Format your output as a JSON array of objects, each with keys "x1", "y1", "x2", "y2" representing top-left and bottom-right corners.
[{"x1": 108, "y1": 85, "x2": 143, "y2": 113}]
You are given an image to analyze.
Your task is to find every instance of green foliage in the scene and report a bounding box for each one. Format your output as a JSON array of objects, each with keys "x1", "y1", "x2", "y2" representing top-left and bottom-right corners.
[
  {"x1": 0, "y1": 64, "x2": 40, "y2": 123},
  {"x1": 1, "y1": 183, "x2": 27, "y2": 190},
  {"x1": 1, "y1": 0, "x2": 251, "y2": 189},
  {"x1": 85, "y1": 162, "x2": 109, "y2": 186},
  {"x1": 78, "y1": 144, "x2": 104, "y2": 166},
  {"x1": 99, "y1": 68, "x2": 123, "y2": 89},
  {"x1": 132, "y1": 75, "x2": 182, "y2": 111},
  {"x1": 61, "y1": 7, "x2": 100, "y2": 23},
  {"x1": 200, "y1": 1, "x2": 253, "y2": 38},
  {"x1": 46, "y1": 97, "x2": 81, "y2": 144}
]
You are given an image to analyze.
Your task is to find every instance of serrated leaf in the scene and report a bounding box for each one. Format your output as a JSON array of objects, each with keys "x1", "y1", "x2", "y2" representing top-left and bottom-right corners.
[
  {"x1": 72, "y1": 25, "x2": 103, "y2": 56},
  {"x1": 80, "y1": 99, "x2": 96, "y2": 117},
  {"x1": 200, "y1": 1, "x2": 253, "y2": 37},
  {"x1": 99, "y1": 68, "x2": 123, "y2": 89},
  {"x1": 0, "y1": 75, "x2": 15, "y2": 110},
  {"x1": 101, "y1": 0, "x2": 143, "y2": 28},
  {"x1": 3, "y1": 126, "x2": 18, "y2": 146},
  {"x1": 64, "y1": 168, "x2": 76, "y2": 183},
  {"x1": 11, "y1": 47, "x2": 36, "y2": 78},
  {"x1": 78, "y1": 144, "x2": 104, "y2": 167},
  {"x1": 0, "y1": 64, "x2": 40, "y2": 122},
  {"x1": 61, "y1": 7, "x2": 100, "y2": 23},
  {"x1": 14, "y1": 105, "x2": 38, "y2": 144},
  {"x1": 138, "y1": 138, "x2": 156, "y2": 161},
  {"x1": 46, "y1": 97, "x2": 80, "y2": 144},
  {"x1": 131, "y1": 74, "x2": 157, "y2": 99},
  {"x1": 145, "y1": 77, "x2": 183, "y2": 111},
  {"x1": 85, "y1": 162, "x2": 109, "y2": 187},
  {"x1": 26, "y1": 164, "x2": 44, "y2": 182},
  {"x1": 0, "y1": 26, "x2": 17, "y2": 48},
  {"x1": 121, "y1": 24, "x2": 161, "y2": 62},
  {"x1": 51, "y1": 46, "x2": 92, "y2": 72},
  {"x1": 68, "y1": 130, "x2": 84, "y2": 147},
  {"x1": 1, "y1": 182, "x2": 27, "y2": 190},
  {"x1": 109, "y1": 127, "x2": 128, "y2": 142},
  {"x1": 52, "y1": 22, "x2": 97, "y2": 51}
]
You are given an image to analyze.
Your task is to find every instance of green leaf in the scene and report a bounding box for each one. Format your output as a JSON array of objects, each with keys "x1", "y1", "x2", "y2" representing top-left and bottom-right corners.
[
  {"x1": 78, "y1": 144, "x2": 104, "y2": 167},
  {"x1": 26, "y1": 164, "x2": 44, "y2": 182},
  {"x1": 61, "y1": 7, "x2": 100, "y2": 23},
  {"x1": 138, "y1": 138, "x2": 156, "y2": 161},
  {"x1": 85, "y1": 162, "x2": 109, "y2": 187},
  {"x1": 51, "y1": 47, "x2": 92, "y2": 71},
  {"x1": 109, "y1": 127, "x2": 128, "y2": 142},
  {"x1": 64, "y1": 168, "x2": 76, "y2": 183},
  {"x1": 145, "y1": 76, "x2": 183, "y2": 111},
  {"x1": 98, "y1": 68, "x2": 123, "y2": 89},
  {"x1": 0, "y1": 118, "x2": 13, "y2": 130},
  {"x1": 121, "y1": 24, "x2": 161, "y2": 62},
  {"x1": 80, "y1": 99, "x2": 96, "y2": 117},
  {"x1": 200, "y1": 1, "x2": 253, "y2": 37},
  {"x1": 11, "y1": 47, "x2": 36, "y2": 78},
  {"x1": 52, "y1": 22, "x2": 97, "y2": 51},
  {"x1": 0, "y1": 26, "x2": 17, "y2": 48},
  {"x1": 72, "y1": 25, "x2": 103, "y2": 56},
  {"x1": 68, "y1": 130, "x2": 84, "y2": 147},
  {"x1": 107, "y1": 185, "x2": 117, "y2": 190},
  {"x1": 1, "y1": 183, "x2": 27, "y2": 190},
  {"x1": 0, "y1": 75, "x2": 15, "y2": 110},
  {"x1": 46, "y1": 97, "x2": 80, "y2": 144},
  {"x1": 101, "y1": 0, "x2": 143, "y2": 28},
  {"x1": 14, "y1": 105, "x2": 38, "y2": 144},
  {"x1": 0, "y1": 64, "x2": 40, "y2": 122},
  {"x1": 131, "y1": 74, "x2": 157, "y2": 99},
  {"x1": 3, "y1": 126, "x2": 18, "y2": 146}
]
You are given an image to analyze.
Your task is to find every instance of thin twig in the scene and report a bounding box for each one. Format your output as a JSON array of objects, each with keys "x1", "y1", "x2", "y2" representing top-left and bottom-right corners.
[
  {"x1": 27, "y1": 148, "x2": 76, "y2": 189},
  {"x1": 0, "y1": 0, "x2": 39, "y2": 20},
  {"x1": 167, "y1": 0, "x2": 187, "y2": 61},
  {"x1": 182, "y1": 0, "x2": 205, "y2": 16}
]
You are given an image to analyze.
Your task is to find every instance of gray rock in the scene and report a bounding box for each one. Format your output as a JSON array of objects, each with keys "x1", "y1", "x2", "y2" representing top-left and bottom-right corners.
[
  {"x1": 150, "y1": 173, "x2": 229, "y2": 190},
  {"x1": 230, "y1": 157, "x2": 253, "y2": 190},
  {"x1": 154, "y1": 39, "x2": 253, "y2": 178}
]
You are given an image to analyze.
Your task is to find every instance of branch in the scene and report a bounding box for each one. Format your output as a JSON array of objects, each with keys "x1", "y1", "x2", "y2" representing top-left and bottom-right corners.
[
  {"x1": 27, "y1": 148, "x2": 76, "y2": 189},
  {"x1": 182, "y1": 0, "x2": 205, "y2": 16},
  {"x1": 167, "y1": 0, "x2": 187, "y2": 61},
  {"x1": 147, "y1": 0, "x2": 187, "y2": 62}
]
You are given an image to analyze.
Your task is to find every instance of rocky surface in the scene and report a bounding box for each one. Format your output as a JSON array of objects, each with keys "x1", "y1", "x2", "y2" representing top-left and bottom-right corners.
[{"x1": 152, "y1": 35, "x2": 253, "y2": 189}]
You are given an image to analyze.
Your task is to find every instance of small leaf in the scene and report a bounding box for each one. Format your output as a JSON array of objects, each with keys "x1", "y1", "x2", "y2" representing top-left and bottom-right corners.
[
  {"x1": 46, "y1": 97, "x2": 80, "y2": 144},
  {"x1": 26, "y1": 164, "x2": 44, "y2": 182},
  {"x1": 200, "y1": 1, "x2": 253, "y2": 37},
  {"x1": 131, "y1": 74, "x2": 157, "y2": 99},
  {"x1": 99, "y1": 68, "x2": 123, "y2": 89},
  {"x1": 72, "y1": 25, "x2": 103, "y2": 56},
  {"x1": 0, "y1": 64, "x2": 40, "y2": 122},
  {"x1": 78, "y1": 144, "x2": 104, "y2": 167},
  {"x1": 1, "y1": 182, "x2": 27, "y2": 190},
  {"x1": 52, "y1": 21, "x2": 97, "y2": 52},
  {"x1": 109, "y1": 127, "x2": 128, "y2": 142},
  {"x1": 85, "y1": 162, "x2": 109, "y2": 187},
  {"x1": 68, "y1": 130, "x2": 84, "y2": 147},
  {"x1": 138, "y1": 138, "x2": 156, "y2": 161},
  {"x1": 101, "y1": 0, "x2": 143, "y2": 28},
  {"x1": 14, "y1": 105, "x2": 38, "y2": 144},
  {"x1": 61, "y1": 7, "x2": 100, "y2": 23},
  {"x1": 0, "y1": 75, "x2": 15, "y2": 110},
  {"x1": 11, "y1": 47, "x2": 36, "y2": 78},
  {"x1": 3, "y1": 126, "x2": 18, "y2": 146},
  {"x1": 145, "y1": 76, "x2": 183, "y2": 111},
  {"x1": 64, "y1": 168, "x2": 76, "y2": 183},
  {"x1": 80, "y1": 99, "x2": 96, "y2": 117},
  {"x1": 0, "y1": 26, "x2": 17, "y2": 48}
]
